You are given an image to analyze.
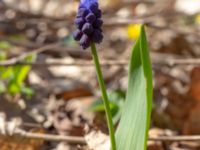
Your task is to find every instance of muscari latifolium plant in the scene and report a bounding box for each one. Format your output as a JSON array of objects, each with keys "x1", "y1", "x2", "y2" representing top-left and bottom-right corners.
[{"x1": 73, "y1": 0, "x2": 153, "y2": 150}]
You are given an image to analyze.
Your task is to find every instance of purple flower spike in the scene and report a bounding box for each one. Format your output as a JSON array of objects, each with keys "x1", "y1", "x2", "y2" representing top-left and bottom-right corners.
[
  {"x1": 73, "y1": 0, "x2": 103, "y2": 49},
  {"x1": 86, "y1": 13, "x2": 96, "y2": 23},
  {"x1": 77, "y1": 8, "x2": 89, "y2": 17},
  {"x1": 92, "y1": 29, "x2": 103, "y2": 43},
  {"x1": 80, "y1": 34, "x2": 90, "y2": 49},
  {"x1": 75, "y1": 17, "x2": 85, "y2": 29},
  {"x1": 89, "y1": 3, "x2": 99, "y2": 14},
  {"x1": 95, "y1": 9, "x2": 102, "y2": 18},
  {"x1": 82, "y1": 23, "x2": 94, "y2": 34},
  {"x1": 93, "y1": 19, "x2": 103, "y2": 28},
  {"x1": 73, "y1": 29, "x2": 83, "y2": 41}
]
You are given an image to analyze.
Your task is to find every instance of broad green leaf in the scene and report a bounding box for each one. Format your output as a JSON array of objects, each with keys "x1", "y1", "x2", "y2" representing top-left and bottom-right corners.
[
  {"x1": 0, "y1": 41, "x2": 12, "y2": 50},
  {"x1": 7, "y1": 54, "x2": 35, "y2": 95},
  {"x1": 21, "y1": 86, "x2": 34, "y2": 97},
  {"x1": 12, "y1": 54, "x2": 35, "y2": 85},
  {"x1": 7, "y1": 81, "x2": 21, "y2": 94},
  {"x1": 89, "y1": 90, "x2": 125, "y2": 123},
  {"x1": 0, "y1": 51, "x2": 6, "y2": 60},
  {"x1": 0, "y1": 51, "x2": 6, "y2": 74},
  {"x1": 1, "y1": 67, "x2": 13, "y2": 79},
  {"x1": 0, "y1": 81, "x2": 5, "y2": 93},
  {"x1": 115, "y1": 25, "x2": 153, "y2": 150},
  {"x1": 89, "y1": 100, "x2": 118, "y2": 112},
  {"x1": 13, "y1": 65, "x2": 31, "y2": 85}
]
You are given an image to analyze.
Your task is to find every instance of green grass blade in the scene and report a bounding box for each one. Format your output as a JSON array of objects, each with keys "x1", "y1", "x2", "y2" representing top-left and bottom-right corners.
[{"x1": 115, "y1": 25, "x2": 153, "y2": 150}]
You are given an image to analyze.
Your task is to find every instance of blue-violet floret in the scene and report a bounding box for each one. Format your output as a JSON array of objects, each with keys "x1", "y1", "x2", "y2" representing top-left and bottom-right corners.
[{"x1": 73, "y1": 0, "x2": 103, "y2": 49}]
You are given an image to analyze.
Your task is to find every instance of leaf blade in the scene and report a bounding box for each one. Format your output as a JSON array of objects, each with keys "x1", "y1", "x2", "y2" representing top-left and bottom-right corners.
[{"x1": 115, "y1": 25, "x2": 153, "y2": 150}]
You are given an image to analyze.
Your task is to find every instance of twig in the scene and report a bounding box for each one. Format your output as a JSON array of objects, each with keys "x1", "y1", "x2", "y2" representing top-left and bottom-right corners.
[
  {"x1": 167, "y1": 58, "x2": 200, "y2": 66},
  {"x1": 0, "y1": 43, "x2": 61, "y2": 66},
  {"x1": 0, "y1": 38, "x2": 198, "y2": 68},
  {"x1": 3, "y1": 129, "x2": 200, "y2": 144},
  {"x1": 104, "y1": 11, "x2": 182, "y2": 27},
  {"x1": 18, "y1": 132, "x2": 200, "y2": 143},
  {"x1": 11, "y1": 129, "x2": 86, "y2": 144},
  {"x1": 124, "y1": 0, "x2": 155, "y2": 4},
  {"x1": 0, "y1": 60, "x2": 128, "y2": 67},
  {"x1": 1, "y1": 57, "x2": 200, "y2": 67},
  {"x1": 149, "y1": 136, "x2": 200, "y2": 142}
]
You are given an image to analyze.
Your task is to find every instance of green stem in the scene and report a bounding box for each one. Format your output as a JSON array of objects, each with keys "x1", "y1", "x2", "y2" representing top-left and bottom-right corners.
[{"x1": 90, "y1": 43, "x2": 116, "y2": 150}]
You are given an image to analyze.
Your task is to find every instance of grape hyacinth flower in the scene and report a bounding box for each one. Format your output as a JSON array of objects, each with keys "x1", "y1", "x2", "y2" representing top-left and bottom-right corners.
[
  {"x1": 73, "y1": 0, "x2": 103, "y2": 49},
  {"x1": 72, "y1": 1, "x2": 116, "y2": 150}
]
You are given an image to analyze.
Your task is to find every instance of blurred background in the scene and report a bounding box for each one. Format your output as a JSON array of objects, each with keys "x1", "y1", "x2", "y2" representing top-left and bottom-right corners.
[{"x1": 0, "y1": 0, "x2": 200, "y2": 149}]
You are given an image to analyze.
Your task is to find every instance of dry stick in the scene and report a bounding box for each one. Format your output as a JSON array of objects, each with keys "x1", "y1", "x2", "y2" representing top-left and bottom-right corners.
[
  {"x1": 168, "y1": 58, "x2": 200, "y2": 66},
  {"x1": 13, "y1": 129, "x2": 86, "y2": 144},
  {"x1": 0, "y1": 40, "x2": 199, "y2": 67},
  {"x1": 0, "y1": 43, "x2": 61, "y2": 66},
  {"x1": 0, "y1": 60, "x2": 128, "y2": 67},
  {"x1": 123, "y1": 0, "x2": 155, "y2": 4},
  {"x1": 3, "y1": 130, "x2": 200, "y2": 144},
  {"x1": 0, "y1": 1, "x2": 185, "y2": 30},
  {"x1": 149, "y1": 136, "x2": 200, "y2": 142},
  {"x1": 0, "y1": 37, "x2": 197, "y2": 67},
  {"x1": 0, "y1": 0, "x2": 155, "y2": 21},
  {"x1": 1, "y1": 57, "x2": 200, "y2": 67},
  {"x1": 0, "y1": 42, "x2": 93, "y2": 66}
]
